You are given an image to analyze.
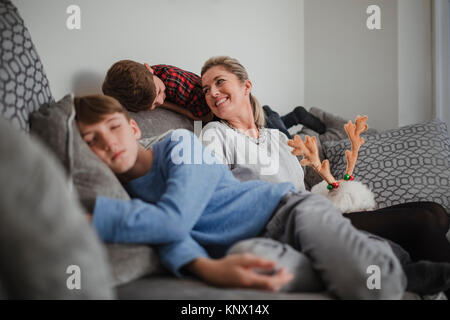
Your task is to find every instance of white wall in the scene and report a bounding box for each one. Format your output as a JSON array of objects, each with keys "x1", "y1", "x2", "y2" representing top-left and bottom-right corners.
[
  {"x1": 304, "y1": 0, "x2": 399, "y2": 131},
  {"x1": 13, "y1": 0, "x2": 305, "y2": 115},
  {"x1": 13, "y1": 0, "x2": 436, "y2": 131},
  {"x1": 431, "y1": 0, "x2": 450, "y2": 128},
  {"x1": 398, "y1": 0, "x2": 432, "y2": 127}
]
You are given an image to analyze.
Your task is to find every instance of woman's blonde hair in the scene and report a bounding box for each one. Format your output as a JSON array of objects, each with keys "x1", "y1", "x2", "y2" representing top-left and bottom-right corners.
[{"x1": 201, "y1": 56, "x2": 265, "y2": 127}]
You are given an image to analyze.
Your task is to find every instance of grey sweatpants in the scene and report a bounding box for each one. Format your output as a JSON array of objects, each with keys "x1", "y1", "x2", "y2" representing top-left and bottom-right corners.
[{"x1": 228, "y1": 191, "x2": 407, "y2": 300}]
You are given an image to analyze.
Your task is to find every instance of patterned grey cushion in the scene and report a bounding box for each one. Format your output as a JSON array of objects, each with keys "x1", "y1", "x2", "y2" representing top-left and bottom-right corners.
[
  {"x1": 0, "y1": 0, "x2": 53, "y2": 132},
  {"x1": 323, "y1": 119, "x2": 450, "y2": 211},
  {"x1": 29, "y1": 94, "x2": 163, "y2": 286}
]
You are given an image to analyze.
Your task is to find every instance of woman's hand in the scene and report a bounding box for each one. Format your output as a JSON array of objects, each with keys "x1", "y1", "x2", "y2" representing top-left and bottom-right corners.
[{"x1": 187, "y1": 254, "x2": 293, "y2": 292}]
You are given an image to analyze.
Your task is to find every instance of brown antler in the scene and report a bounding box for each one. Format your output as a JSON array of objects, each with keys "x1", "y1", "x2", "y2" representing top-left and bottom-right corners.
[
  {"x1": 288, "y1": 135, "x2": 337, "y2": 185},
  {"x1": 344, "y1": 115, "x2": 368, "y2": 176}
]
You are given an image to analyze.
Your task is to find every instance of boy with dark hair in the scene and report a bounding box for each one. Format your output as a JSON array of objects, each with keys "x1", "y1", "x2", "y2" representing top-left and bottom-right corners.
[
  {"x1": 102, "y1": 60, "x2": 213, "y2": 121},
  {"x1": 75, "y1": 94, "x2": 406, "y2": 299}
]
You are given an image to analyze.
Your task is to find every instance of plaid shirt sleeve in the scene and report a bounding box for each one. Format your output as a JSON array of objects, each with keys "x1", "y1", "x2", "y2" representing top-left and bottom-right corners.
[{"x1": 152, "y1": 65, "x2": 210, "y2": 117}]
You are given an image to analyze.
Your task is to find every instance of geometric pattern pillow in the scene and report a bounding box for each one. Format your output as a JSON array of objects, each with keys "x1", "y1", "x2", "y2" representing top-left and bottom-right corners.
[
  {"x1": 0, "y1": 0, "x2": 53, "y2": 132},
  {"x1": 323, "y1": 119, "x2": 450, "y2": 212}
]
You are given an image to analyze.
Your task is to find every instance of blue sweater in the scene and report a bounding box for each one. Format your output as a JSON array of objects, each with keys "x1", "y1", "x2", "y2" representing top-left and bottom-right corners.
[{"x1": 93, "y1": 130, "x2": 295, "y2": 276}]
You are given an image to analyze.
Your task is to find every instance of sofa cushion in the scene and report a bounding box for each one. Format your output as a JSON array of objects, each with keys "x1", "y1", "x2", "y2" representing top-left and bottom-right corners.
[
  {"x1": 116, "y1": 275, "x2": 422, "y2": 300},
  {"x1": 106, "y1": 244, "x2": 167, "y2": 286},
  {"x1": 0, "y1": 0, "x2": 53, "y2": 132},
  {"x1": 129, "y1": 107, "x2": 194, "y2": 139},
  {"x1": 116, "y1": 275, "x2": 334, "y2": 300},
  {"x1": 322, "y1": 119, "x2": 450, "y2": 212},
  {"x1": 29, "y1": 94, "x2": 129, "y2": 212},
  {"x1": 29, "y1": 94, "x2": 162, "y2": 286},
  {"x1": 0, "y1": 117, "x2": 113, "y2": 298}
]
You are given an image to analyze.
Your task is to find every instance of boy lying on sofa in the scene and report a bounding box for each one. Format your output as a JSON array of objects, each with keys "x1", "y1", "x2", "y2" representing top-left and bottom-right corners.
[{"x1": 74, "y1": 94, "x2": 406, "y2": 299}]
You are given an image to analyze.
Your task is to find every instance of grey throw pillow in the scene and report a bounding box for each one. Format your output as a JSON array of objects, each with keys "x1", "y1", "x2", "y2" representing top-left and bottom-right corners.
[
  {"x1": 0, "y1": 0, "x2": 53, "y2": 132},
  {"x1": 0, "y1": 117, "x2": 113, "y2": 299},
  {"x1": 322, "y1": 119, "x2": 450, "y2": 212},
  {"x1": 29, "y1": 94, "x2": 163, "y2": 286},
  {"x1": 29, "y1": 94, "x2": 129, "y2": 212}
]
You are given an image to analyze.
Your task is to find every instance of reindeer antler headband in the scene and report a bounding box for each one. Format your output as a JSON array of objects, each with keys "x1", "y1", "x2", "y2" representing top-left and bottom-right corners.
[{"x1": 288, "y1": 115, "x2": 368, "y2": 190}]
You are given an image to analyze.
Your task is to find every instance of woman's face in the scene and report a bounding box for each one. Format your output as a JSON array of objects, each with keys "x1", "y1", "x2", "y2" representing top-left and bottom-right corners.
[{"x1": 201, "y1": 66, "x2": 252, "y2": 121}]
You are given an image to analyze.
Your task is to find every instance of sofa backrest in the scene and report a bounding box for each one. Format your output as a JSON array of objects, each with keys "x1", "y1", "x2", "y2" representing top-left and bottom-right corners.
[{"x1": 0, "y1": 0, "x2": 53, "y2": 132}]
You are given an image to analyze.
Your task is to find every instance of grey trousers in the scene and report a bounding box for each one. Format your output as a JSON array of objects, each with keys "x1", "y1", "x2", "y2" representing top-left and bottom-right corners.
[{"x1": 228, "y1": 191, "x2": 407, "y2": 300}]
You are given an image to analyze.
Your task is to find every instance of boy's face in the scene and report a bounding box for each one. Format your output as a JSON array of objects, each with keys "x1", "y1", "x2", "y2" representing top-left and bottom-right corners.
[
  {"x1": 144, "y1": 63, "x2": 166, "y2": 110},
  {"x1": 78, "y1": 113, "x2": 142, "y2": 174}
]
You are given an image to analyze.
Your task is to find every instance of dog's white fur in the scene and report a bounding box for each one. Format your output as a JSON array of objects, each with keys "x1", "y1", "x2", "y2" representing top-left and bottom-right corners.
[{"x1": 311, "y1": 180, "x2": 376, "y2": 213}]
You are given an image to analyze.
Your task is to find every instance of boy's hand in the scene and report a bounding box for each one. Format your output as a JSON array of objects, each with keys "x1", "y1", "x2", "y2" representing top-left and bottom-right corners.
[{"x1": 187, "y1": 254, "x2": 293, "y2": 292}]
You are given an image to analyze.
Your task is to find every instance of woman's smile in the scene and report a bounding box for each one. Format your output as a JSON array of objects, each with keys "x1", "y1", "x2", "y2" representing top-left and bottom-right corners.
[{"x1": 215, "y1": 97, "x2": 229, "y2": 107}]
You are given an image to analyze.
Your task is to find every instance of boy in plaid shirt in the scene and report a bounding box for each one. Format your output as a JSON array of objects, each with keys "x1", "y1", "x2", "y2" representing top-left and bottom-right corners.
[{"x1": 102, "y1": 60, "x2": 214, "y2": 122}]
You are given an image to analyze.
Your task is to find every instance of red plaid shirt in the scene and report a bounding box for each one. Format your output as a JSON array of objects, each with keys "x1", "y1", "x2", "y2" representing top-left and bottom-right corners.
[{"x1": 152, "y1": 64, "x2": 210, "y2": 118}]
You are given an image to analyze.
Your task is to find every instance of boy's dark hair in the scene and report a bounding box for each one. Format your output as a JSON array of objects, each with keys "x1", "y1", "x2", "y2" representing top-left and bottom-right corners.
[
  {"x1": 74, "y1": 94, "x2": 131, "y2": 125},
  {"x1": 102, "y1": 60, "x2": 156, "y2": 112}
]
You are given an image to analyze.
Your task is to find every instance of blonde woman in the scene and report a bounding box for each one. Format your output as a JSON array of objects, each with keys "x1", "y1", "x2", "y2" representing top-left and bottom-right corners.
[{"x1": 200, "y1": 56, "x2": 450, "y2": 296}]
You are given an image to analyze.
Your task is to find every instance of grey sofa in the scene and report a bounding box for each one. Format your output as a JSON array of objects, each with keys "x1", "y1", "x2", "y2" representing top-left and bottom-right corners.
[
  {"x1": 1, "y1": 0, "x2": 447, "y2": 300},
  {"x1": 0, "y1": 0, "x2": 337, "y2": 299}
]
